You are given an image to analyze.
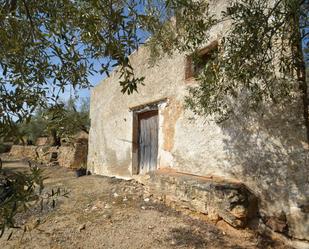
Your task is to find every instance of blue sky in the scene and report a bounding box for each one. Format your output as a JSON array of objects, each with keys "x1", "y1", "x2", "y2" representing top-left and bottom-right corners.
[{"x1": 64, "y1": 68, "x2": 105, "y2": 102}]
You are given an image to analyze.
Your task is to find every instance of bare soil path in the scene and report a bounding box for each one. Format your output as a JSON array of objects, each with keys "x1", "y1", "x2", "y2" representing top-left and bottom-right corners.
[{"x1": 0, "y1": 159, "x2": 290, "y2": 249}]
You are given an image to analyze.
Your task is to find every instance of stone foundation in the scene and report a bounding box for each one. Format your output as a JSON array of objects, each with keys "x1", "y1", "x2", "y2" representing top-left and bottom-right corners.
[{"x1": 143, "y1": 169, "x2": 258, "y2": 228}]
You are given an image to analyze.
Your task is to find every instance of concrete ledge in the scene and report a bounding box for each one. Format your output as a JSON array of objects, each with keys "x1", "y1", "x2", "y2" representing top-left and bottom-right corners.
[{"x1": 145, "y1": 169, "x2": 258, "y2": 228}]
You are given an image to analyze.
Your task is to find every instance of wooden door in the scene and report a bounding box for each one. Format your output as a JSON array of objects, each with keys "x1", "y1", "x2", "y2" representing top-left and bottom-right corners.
[{"x1": 138, "y1": 110, "x2": 158, "y2": 174}]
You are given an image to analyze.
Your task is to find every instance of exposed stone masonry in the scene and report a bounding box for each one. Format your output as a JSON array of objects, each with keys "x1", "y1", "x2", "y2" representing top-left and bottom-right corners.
[{"x1": 145, "y1": 169, "x2": 258, "y2": 228}]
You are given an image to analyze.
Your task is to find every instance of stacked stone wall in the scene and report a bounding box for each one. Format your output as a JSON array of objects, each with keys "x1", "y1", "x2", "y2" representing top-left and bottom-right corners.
[{"x1": 9, "y1": 141, "x2": 88, "y2": 169}]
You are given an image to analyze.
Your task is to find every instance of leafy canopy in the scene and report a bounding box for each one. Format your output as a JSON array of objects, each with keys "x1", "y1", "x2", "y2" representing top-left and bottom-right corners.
[
  {"x1": 0, "y1": 0, "x2": 210, "y2": 136},
  {"x1": 0, "y1": 0, "x2": 308, "y2": 133},
  {"x1": 183, "y1": 0, "x2": 309, "y2": 121}
]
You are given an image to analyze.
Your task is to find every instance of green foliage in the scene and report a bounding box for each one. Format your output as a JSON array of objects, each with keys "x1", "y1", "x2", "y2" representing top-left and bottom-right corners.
[
  {"x1": 0, "y1": 0, "x2": 308, "y2": 133},
  {"x1": 44, "y1": 97, "x2": 90, "y2": 145},
  {"x1": 15, "y1": 97, "x2": 90, "y2": 145},
  {"x1": 0, "y1": 164, "x2": 44, "y2": 237},
  {"x1": 16, "y1": 108, "x2": 47, "y2": 145},
  {"x1": 184, "y1": 0, "x2": 309, "y2": 122},
  {"x1": 145, "y1": 0, "x2": 216, "y2": 63},
  {"x1": 0, "y1": 143, "x2": 11, "y2": 154},
  {"x1": 0, "y1": 0, "x2": 137, "y2": 134},
  {"x1": 0, "y1": 162, "x2": 68, "y2": 238},
  {"x1": 0, "y1": 0, "x2": 220, "y2": 136}
]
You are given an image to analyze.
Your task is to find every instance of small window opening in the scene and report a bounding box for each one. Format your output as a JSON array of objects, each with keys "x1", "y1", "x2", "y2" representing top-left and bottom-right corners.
[{"x1": 185, "y1": 41, "x2": 218, "y2": 80}]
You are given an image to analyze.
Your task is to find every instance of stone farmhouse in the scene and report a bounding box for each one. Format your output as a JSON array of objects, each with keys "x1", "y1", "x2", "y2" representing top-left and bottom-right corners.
[{"x1": 87, "y1": 0, "x2": 309, "y2": 244}]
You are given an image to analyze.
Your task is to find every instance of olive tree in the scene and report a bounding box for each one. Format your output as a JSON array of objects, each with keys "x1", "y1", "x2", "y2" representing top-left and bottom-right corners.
[{"x1": 0, "y1": 0, "x2": 210, "y2": 136}]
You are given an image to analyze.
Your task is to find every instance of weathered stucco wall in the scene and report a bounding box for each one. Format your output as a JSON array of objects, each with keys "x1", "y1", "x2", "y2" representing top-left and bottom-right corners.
[
  {"x1": 87, "y1": 0, "x2": 309, "y2": 242},
  {"x1": 87, "y1": 48, "x2": 187, "y2": 177},
  {"x1": 87, "y1": 0, "x2": 229, "y2": 176}
]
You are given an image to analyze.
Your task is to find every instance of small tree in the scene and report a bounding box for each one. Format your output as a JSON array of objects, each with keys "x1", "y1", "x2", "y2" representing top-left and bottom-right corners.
[
  {"x1": 44, "y1": 97, "x2": 90, "y2": 145},
  {"x1": 15, "y1": 97, "x2": 90, "y2": 146},
  {"x1": 17, "y1": 108, "x2": 47, "y2": 145}
]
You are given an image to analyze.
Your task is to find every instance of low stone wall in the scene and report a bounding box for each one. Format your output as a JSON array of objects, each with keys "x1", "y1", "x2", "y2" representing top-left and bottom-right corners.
[
  {"x1": 145, "y1": 169, "x2": 258, "y2": 228},
  {"x1": 9, "y1": 140, "x2": 88, "y2": 169},
  {"x1": 58, "y1": 138, "x2": 88, "y2": 169},
  {"x1": 58, "y1": 146, "x2": 74, "y2": 168},
  {"x1": 36, "y1": 146, "x2": 58, "y2": 164},
  {"x1": 9, "y1": 145, "x2": 38, "y2": 159}
]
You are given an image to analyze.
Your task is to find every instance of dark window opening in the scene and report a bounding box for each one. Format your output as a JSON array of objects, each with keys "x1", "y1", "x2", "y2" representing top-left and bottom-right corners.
[{"x1": 185, "y1": 41, "x2": 218, "y2": 80}]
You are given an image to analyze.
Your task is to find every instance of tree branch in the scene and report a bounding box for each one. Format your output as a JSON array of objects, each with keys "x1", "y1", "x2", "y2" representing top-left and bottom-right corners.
[{"x1": 22, "y1": 0, "x2": 35, "y2": 39}]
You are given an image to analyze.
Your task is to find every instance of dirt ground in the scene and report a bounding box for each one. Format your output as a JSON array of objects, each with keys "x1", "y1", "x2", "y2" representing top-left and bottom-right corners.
[{"x1": 0, "y1": 159, "x2": 291, "y2": 249}]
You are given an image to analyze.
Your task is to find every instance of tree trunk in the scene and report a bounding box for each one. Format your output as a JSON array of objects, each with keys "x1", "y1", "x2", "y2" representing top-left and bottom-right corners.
[
  {"x1": 298, "y1": 65, "x2": 309, "y2": 144},
  {"x1": 294, "y1": 6, "x2": 309, "y2": 144}
]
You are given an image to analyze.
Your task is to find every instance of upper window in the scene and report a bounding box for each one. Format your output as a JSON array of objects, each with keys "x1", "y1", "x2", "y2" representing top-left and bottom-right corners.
[{"x1": 185, "y1": 41, "x2": 218, "y2": 80}]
